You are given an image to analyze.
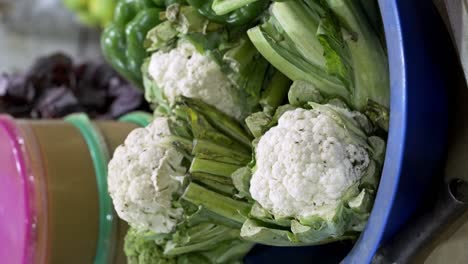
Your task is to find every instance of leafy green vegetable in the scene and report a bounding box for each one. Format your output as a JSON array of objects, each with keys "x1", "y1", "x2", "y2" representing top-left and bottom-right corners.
[
  {"x1": 109, "y1": 0, "x2": 391, "y2": 260},
  {"x1": 186, "y1": 0, "x2": 269, "y2": 26},
  {"x1": 125, "y1": 228, "x2": 176, "y2": 264},
  {"x1": 211, "y1": 0, "x2": 260, "y2": 15},
  {"x1": 247, "y1": 0, "x2": 389, "y2": 129},
  {"x1": 125, "y1": 227, "x2": 251, "y2": 264}
]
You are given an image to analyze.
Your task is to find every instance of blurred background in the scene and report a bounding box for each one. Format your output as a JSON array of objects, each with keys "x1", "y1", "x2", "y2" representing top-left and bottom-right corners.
[
  {"x1": 0, "y1": 0, "x2": 102, "y2": 72},
  {"x1": 0, "y1": 0, "x2": 467, "y2": 263},
  {"x1": 0, "y1": 0, "x2": 149, "y2": 121}
]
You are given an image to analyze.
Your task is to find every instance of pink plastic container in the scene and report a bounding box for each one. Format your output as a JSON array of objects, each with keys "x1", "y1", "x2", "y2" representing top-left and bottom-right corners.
[
  {"x1": 0, "y1": 115, "x2": 41, "y2": 264},
  {"x1": 0, "y1": 114, "x2": 144, "y2": 264}
]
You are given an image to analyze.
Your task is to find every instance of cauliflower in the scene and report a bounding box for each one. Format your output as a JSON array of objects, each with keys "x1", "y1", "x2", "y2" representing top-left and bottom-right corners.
[
  {"x1": 143, "y1": 6, "x2": 291, "y2": 121},
  {"x1": 250, "y1": 107, "x2": 370, "y2": 219},
  {"x1": 108, "y1": 98, "x2": 256, "y2": 262},
  {"x1": 237, "y1": 101, "x2": 386, "y2": 246},
  {"x1": 108, "y1": 117, "x2": 187, "y2": 233},
  {"x1": 148, "y1": 41, "x2": 243, "y2": 120}
]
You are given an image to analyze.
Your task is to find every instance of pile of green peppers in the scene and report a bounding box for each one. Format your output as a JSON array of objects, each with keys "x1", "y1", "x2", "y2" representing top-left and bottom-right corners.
[{"x1": 101, "y1": 0, "x2": 269, "y2": 89}]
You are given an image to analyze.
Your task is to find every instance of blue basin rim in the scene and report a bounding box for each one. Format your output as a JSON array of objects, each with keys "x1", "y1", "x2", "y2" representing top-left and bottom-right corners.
[
  {"x1": 344, "y1": 1, "x2": 449, "y2": 263},
  {"x1": 245, "y1": 0, "x2": 450, "y2": 263}
]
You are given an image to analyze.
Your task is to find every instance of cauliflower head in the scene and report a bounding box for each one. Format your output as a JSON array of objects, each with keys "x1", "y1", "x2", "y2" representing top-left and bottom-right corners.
[
  {"x1": 108, "y1": 117, "x2": 187, "y2": 233},
  {"x1": 250, "y1": 107, "x2": 370, "y2": 219},
  {"x1": 148, "y1": 41, "x2": 243, "y2": 120}
]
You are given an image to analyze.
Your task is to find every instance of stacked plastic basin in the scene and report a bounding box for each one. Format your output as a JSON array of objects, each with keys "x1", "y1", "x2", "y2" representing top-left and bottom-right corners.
[{"x1": 0, "y1": 112, "x2": 151, "y2": 264}]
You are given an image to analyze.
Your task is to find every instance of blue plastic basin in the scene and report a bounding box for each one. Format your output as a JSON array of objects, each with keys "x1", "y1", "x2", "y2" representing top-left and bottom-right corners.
[{"x1": 245, "y1": 0, "x2": 451, "y2": 263}]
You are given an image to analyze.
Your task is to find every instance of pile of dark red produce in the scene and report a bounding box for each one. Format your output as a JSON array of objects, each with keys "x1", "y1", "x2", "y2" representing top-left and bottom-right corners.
[{"x1": 0, "y1": 53, "x2": 149, "y2": 119}]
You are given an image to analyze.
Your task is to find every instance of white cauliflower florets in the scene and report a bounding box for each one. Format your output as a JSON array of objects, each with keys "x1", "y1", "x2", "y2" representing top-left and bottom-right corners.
[
  {"x1": 250, "y1": 108, "x2": 370, "y2": 219},
  {"x1": 148, "y1": 41, "x2": 243, "y2": 120},
  {"x1": 108, "y1": 117, "x2": 187, "y2": 233}
]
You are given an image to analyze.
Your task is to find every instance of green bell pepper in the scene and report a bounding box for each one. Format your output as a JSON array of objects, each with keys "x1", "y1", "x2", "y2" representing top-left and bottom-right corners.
[
  {"x1": 101, "y1": 0, "x2": 163, "y2": 88},
  {"x1": 186, "y1": 0, "x2": 269, "y2": 26}
]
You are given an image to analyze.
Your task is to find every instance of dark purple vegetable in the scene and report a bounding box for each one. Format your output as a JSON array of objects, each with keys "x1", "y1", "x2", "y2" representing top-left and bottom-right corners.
[{"x1": 0, "y1": 52, "x2": 149, "y2": 119}]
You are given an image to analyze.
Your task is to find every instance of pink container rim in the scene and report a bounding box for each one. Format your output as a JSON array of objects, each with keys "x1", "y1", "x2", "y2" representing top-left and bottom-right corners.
[{"x1": 0, "y1": 115, "x2": 36, "y2": 264}]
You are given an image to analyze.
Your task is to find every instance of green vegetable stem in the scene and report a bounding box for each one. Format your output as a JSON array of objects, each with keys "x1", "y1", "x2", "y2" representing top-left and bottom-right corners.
[
  {"x1": 247, "y1": 0, "x2": 390, "y2": 130},
  {"x1": 186, "y1": 0, "x2": 269, "y2": 26}
]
